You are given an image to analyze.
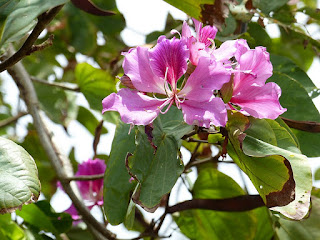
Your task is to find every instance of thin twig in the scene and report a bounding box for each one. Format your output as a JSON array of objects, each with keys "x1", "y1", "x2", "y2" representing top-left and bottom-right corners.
[
  {"x1": 6, "y1": 45, "x2": 116, "y2": 240},
  {"x1": 66, "y1": 174, "x2": 104, "y2": 182},
  {"x1": 27, "y1": 34, "x2": 54, "y2": 55},
  {"x1": 31, "y1": 76, "x2": 81, "y2": 92},
  {"x1": 167, "y1": 195, "x2": 265, "y2": 213},
  {"x1": 185, "y1": 137, "x2": 208, "y2": 143},
  {"x1": 0, "y1": 111, "x2": 28, "y2": 128},
  {"x1": 0, "y1": 5, "x2": 64, "y2": 73}
]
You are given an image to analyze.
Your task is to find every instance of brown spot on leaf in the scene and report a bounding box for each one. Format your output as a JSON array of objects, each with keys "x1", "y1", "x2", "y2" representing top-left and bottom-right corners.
[
  {"x1": 266, "y1": 159, "x2": 295, "y2": 207},
  {"x1": 201, "y1": 0, "x2": 231, "y2": 31}
]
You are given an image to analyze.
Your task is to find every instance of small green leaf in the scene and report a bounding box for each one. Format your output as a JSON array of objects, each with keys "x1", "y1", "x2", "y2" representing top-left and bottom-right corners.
[
  {"x1": 0, "y1": 0, "x2": 69, "y2": 48},
  {"x1": 0, "y1": 214, "x2": 25, "y2": 240},
  {"x1": 0, "y1": 137, "x2": 40, "y2": 214},
  {"x1": 104, "y1": 121, "x2": 137, "y2": 225},
  {"x1": 76, "y1": 106, "x2": 107, "y2": 135},
  {"x1": 75, "y1": 63, "x2": 116, "y2": 111},
  {"x1": 175, "y1": 167, "x2": 262, "y2": 240},
  {"x1": 315, "y1": 168, "x2": 320, "y2": 181},
  {"x1": 252, "y1": 0, "x2": 289, "y2": 14}
]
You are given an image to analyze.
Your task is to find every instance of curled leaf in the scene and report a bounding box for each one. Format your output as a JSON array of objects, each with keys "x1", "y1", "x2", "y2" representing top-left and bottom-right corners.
[{"x1": 71, "y1": 0, "x2": 115, "y2": 16}]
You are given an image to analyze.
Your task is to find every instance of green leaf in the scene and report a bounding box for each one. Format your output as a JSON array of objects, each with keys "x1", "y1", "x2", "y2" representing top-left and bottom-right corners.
[
  {"x1": 175, "y1": 167, "x2": 265, "y2": 240},
  {"x1": 0, "y1": 137, "x2": 40, "y2": 213},
  {"x1": 16, "y1": 200, "x2": 72, "y2": 235},
  {"x1": 75, "y1": 63, "x2": 116, "y2": 111},
  {"x1": 0, "y1": 0, "x2": 69, "y2": 48},
  {"x1": 315, "y1": 167, "x2": 320, "y2": 181},
  {"x1": 104, "y1": 121, "x2": 137, "y2": 225},
  {"x1": 163, "y1": 0, "x2": 212, "y2": 20},
  {"x1": 128, "y1": 107, "x2": 191, "y2": 209},
  {"x1": 20, "y1": 125, "x2": 56, "y2": 199},
  {"x1": 0, "y1": 214, "x2": 25, "y2": 240},
  {"x1": 246, "y1": 22, "x2": 272, "y2": 49},
  {"x1": 275, "y1": 196, "x2": 320, "y2": 240},
  {"x1": 241, "y1": 117, "x2": 312, "y2": 220},
  {"x1": 252, "y1": 0, "x2": 289, "y2": 14},
  {"x1": 76, "y1": 106, "x2": 107, "y2": 135}
]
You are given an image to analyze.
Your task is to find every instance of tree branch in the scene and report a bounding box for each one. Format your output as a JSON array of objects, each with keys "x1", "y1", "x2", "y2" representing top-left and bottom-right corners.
[
  {"x1": 0, "y1": 111, "x2": 28, "y2": 128},
  {"x1": 0, "y1": 5, "x2": 64, "y2": 73},
  {"x1": 66, "y1": 174, "x2": 104, "y2": 182},
  {"x1": 6, "y1": 46, "x2": 116, "y2": 240},
  {"x1": 31, "y1": 77, "x2": 80, "y2": 92},
  {"x1": 281, "y1": 117, "x2": 320, "y2": 133},
  {"x1": 167, "y1": 195, "x2": 265, "y2": 213}
]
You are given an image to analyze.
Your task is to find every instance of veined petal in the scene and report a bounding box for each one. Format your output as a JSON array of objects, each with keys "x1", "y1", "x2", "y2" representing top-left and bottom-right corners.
[
  {"x1": 213, "y1": 39, "x2": 249, "y2": 62},
  {"x1": 149, "y1": 36, "x2": 189, "y2": 86},
  {"x1": 230, "y1": 82, "x2": 286, "y2": 119},
  {"x1": 181, "y1": 97, "x2": 227, "y2": 127},
  {"x1": 182, "y1": 21, "x2": 191, "y2": 38},
  {"x1": 102, "y1": 89, "x2": 166, "y2": 125},
  {"x1": 179, "y1": 57, "x2": 231, "y2": 101},
  {"x1": 123, "y1": 46, "x2": 165, "y2": 94},
  {"x1": 199, "y1": 25, "x2": 217, "y2": 47},
  {"x1": 234, "y1": 46, "x2": 273, "y2": 89}
]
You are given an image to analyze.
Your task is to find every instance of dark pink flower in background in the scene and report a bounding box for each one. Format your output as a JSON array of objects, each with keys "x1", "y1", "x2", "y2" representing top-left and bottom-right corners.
[{"x1": 64, "y1": 158, "x2": 106, "y2": 222}]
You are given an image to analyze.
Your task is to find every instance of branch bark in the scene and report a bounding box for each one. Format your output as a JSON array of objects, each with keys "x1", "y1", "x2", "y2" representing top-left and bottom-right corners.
[
  {"x1": 6, "y1": 45, "x2": 116, "y2": 240},
  {"x1": 31, "y1": 76, "x2": 80, "y2": 92},
  {"x1": 167, "y1": 195, "x2": 265, "y2": 213},
  {"x1": 0, "y1": 5, "x2": 64, "y2": 73},
  {"x1": 0, "y1": 111, "x2": 28, "y2": 128}
]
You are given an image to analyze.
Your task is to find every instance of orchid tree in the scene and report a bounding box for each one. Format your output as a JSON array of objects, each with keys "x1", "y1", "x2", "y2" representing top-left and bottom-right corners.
[{"x1": 0, "y1": 0, "x2": 320, "y2": 239}]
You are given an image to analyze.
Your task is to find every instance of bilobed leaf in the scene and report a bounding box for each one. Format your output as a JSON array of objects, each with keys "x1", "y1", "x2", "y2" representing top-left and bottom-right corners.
[
  {"x1": 0, "y1": 137, "x2": 40, "y2": 214},
  {"x1": 76, "y1": 106, "x2": 108, "y2": 135},
  {"x1": 0, "y1": 0, "x2": 69, "y2": 48},
  {"x1": 75, "y1": 63, "x2": 116, "y2": 111},
  {"x1": 16, "y1": 200, "x2": 72, "y2": 235},
  {"x1": 128, "y1": 107, "x2": 191, "y2": 209},
  {"x1": 104, "y1": 121, "x2": 137, "y2": 225},
  {"x1": 175, "y1": 167, "x2": 268, "y2": 240},
  {"x1": 241, "y1": 117, "x2": 312, "y2": 220}
]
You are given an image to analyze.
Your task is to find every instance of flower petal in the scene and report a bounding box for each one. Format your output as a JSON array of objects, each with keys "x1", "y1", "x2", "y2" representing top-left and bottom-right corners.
[
  {"x1": 123, "y1": 47, "x2": 165, "y2": 94},
  {"x1": 230, "y1": 82, "x2": 286, "y2": 119},
  {"x1": 234, "y1": 46, "x2": 273, "y2": 90},
  {"x1": 182, "y1": 20, "x2": 191, "y2": 38},
  {"x1": 102, "y1": 89, "x2": 166, "y2": 125},
  {"x1": 180, "y1": 57, "x2": 231, "y2": 101},
  {"x1": 213, "y1": 39, "x2": 249, "y2": 62},
  {"x1": 181, "y1": 97, "x2": 227, "y2": 127},
  {"x1": 149, "y1": 36, "x2": 189, "y2": 86}
]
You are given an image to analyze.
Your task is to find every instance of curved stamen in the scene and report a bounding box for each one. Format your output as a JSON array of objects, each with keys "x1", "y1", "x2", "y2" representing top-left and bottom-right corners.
[
  {"x1": 159, "y1": 98, "x2": 174, "y2": 114},
  {"x1": 175, "y1": 94, "x2": 186, "y2": 109}
]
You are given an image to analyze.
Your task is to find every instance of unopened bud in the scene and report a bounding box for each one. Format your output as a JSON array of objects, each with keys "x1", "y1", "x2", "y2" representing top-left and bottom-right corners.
[{"x1": 120, "y1": 75, "x2": 136, "y2": 89}]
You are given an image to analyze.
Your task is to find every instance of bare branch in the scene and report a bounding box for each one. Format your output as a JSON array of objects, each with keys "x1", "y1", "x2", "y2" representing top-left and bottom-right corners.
[
  {"x1": 31, "y1": 77, "x2": 80, "y2": 92},
  {"x1": 27, "y1": 34, "x2": 54, "y2": 55},
  {"x1": 6, "y1": 45, "x2": 116, "y2": 240},
  {"x1": 167, "y1": 195, "x2": 265, "y2": 213},
  {"x1": 0, "y1": 111, "x2": 28, "y2": 128},
  {"x1": 66, "y1": 174, "x2": 104, "y2": 182},
  {"x1": 0, "y1": 5, "x2": 64, "y2": 73}
]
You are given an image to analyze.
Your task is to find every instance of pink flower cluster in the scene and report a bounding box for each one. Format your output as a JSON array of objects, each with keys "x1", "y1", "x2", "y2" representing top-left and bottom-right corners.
[{"x1": 102, "y1": 19, "x2": 286, "y2": 127}]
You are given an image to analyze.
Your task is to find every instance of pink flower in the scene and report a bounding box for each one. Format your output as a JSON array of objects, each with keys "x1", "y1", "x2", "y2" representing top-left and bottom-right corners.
[
  {"x1": 228, "y1": 42, "x2": 286, "y2": 119},
  {"x1": 64, "y1": 159, "x2": 106, "y2": 222},
  {"x1": 102, "y1": 36, "x2": 231, "y2": 127},
  {"x1": 182, "y1": 18, "x2": 218, "y2": 65}
]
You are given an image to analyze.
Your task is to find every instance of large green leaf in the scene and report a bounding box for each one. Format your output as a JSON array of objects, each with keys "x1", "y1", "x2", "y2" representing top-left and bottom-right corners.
[
  {"x1": 75, "y1": 63, "x2": 116, "y2": 111},
  {"x1": 163, "y1": 0, "x2": 212, "y2": 20},
  {"x1": 241, "y1": 117, "x2": 312, "y2": 220},
  {"x1": 0, "y1": 0, "x2": 69, "y2": 48},
  {"x1": 76, "y1": 106, "x2": 108, "y2": 135},
  {"x1": 227, "y1": 113, "x2": 296, "y2": 209},
  {"x1": 16, "y1": 200, "x2": 72, "y2": 235},
  {"x1": 0, "y1": 137, "x2": 40, "y2": 213},
  {"x1": 175, "y1": 167, "x2": 272, "y2": 240},
  {"x1": 103, "y1": 121, "x2": 137, "y2": 225},
  {"x1": 128, "y1": 107, "x2": 192, "y2": 209}
]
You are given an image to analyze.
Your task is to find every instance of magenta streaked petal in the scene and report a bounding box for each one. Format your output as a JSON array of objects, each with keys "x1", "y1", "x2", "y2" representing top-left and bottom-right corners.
[
  {"x1": 65, "y1": 204, "x2": 80, "y2": 221},
  {"x1": 230, "y1": 82, "x2": 286, "y2": 119},
  {"x1": 149, "y1": 37, "x2": 189, "y2": 86},
  {"x1": 181, "y1": 97, "x2": 227, "y2": 127},
  {"x1": 102, "y1": 89, "x2": 166, "y2": 125},
  {"x1": 199, "y1": 25, "x2": 217, "y2": 47},
  {"x1": 234, "y1": 46, "x2": 273, "y2": 89},
  {"x1": 182, "y1": 21, "x2": 191, "y2": 38},
  {"x1": 123, "y1": 46, "x2": 165, "y2": 94},
  {"x1": 179, "y1": 57, "x2": 231, "y2": 101},
  {"x1": 188, "y1": 38, "x2": 208, "y2": 66}
]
